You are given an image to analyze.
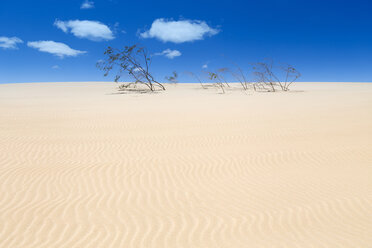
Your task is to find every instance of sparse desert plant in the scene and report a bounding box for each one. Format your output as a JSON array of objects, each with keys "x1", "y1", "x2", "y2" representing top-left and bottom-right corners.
[
  {"x1": 280, "y1": 64, "x2": 301, "y2": 91},
  {"x1": 229, "y1": 62, "x2": 250, "y2": 90},
  {"x1": 222, "y1": 55, "x2": 252, "y2": 90},
  {"x1": 217, "y1": 68, "x2": 230, "y2": 87},
  {"x1": 252, "y1": 59, "x2": 280, "y2": 92},
  {"x1": 165, "y1": 71, "x2": 178, "y2": 84},
  {"x1": 208, "y1": 71, "x2": 225, "y2": 93},
  {"x1": 252, "y1": 59, "x2": 301, "y2": 92},
  {"x1": 185, "y1": 71, "x2": 207, "y2": 89},
  {"x1": 97, "y1": 44, "x2": 165, "y2": 91}
]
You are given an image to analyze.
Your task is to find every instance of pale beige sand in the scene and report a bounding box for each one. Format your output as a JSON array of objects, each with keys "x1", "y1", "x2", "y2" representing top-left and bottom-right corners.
[{"x1": 0, "y1": 82, "x2": 371, "y2": 247}]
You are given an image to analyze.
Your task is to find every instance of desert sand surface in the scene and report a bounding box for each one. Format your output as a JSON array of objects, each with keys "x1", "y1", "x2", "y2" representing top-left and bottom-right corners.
[{"x1": 0, "y1": 82, "x2": 371, "y2": 248}]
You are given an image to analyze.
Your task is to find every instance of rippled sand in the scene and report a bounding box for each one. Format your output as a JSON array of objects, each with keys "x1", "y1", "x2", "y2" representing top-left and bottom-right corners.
[{"x1": 0, "y1": 82, "x2": 371, "y2": 247}]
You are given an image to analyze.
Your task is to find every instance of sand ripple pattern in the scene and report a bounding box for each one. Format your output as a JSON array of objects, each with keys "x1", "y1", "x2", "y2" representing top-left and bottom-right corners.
[{"x1": 0, "y1": 82, "x2": 372, "y2": 247}]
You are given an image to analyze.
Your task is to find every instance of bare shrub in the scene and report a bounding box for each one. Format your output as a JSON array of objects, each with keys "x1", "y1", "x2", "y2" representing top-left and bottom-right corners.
[
  {"x1": 216, "y1": 68, "x2": 230, "y2": 87},
  {"x1": 280, "y1": 64, "x2": 301, "y2": 91},
  {"x1": 208, "y1": 71, "x2": 225, "y2": 93},
  {"x1": 185, "y1": 71, "x2": 207, "y2": 89},
  {"x1": 97, "y1": 44, "x2": 165, "y2": 91},
  {"x1": 165, "y1": 71, "x2": 178, "y2": 84},
  {"x1": 252, "y1": 59, "x2": 280, "y2": 92},
  {"x1": 252, "y1": 59, "x2": 300, "y2": 92},
  {"x1": 228, "y1": 62, "x2": 251, "y2": 91}
]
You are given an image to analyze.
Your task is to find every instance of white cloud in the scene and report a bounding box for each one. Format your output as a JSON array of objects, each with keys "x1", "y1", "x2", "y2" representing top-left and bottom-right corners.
[
  {"x1": 0, "y1": 36, "x2": 23, "y2": 49},
  {"x1": 81, "y1": 0, "x2": 94, "y2": 9},
  {"x1": 202, "y1": 64, "x2": 208, "y2": 69},
  {"x1": 140, "y1": 18, "x2": 219, "y2": 43},
  {"x1": 54, "y1": 20, "x2": 114, "y2": 41},
  {"x1": 52, "y1": 65, "x2": 60, "y2": 69},
  {"x1": 154, "y1": 49, "x2": 181, "y2": 59},
  {"x1": 27, "y1": 41, "x2": 86, "y2": 58},
  {"x1": 54, "y1": 20, "x2": 68, "y2": 32}
]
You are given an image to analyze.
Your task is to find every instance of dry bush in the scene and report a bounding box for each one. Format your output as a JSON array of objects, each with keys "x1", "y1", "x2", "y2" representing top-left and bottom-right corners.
[
  {"x1": 229, "y1": 65, "x2": 250, "y2": 90},
  {"x1": 216, "y1": 68, "x2": 230, "y2": 87},
  {"x1": 208, "y1": 71, "x2": 226, "y2": 93},
  {"x1": 97, "y1": 44, "x2": 165, "y2": 91},
  {"x1": 280, "y1": 64, "x2": 301, "y2": 91},
  {"x1": 185, "y1": 71, "x2": 207, "y2": 89},
  {"x1": 252, "y1": 59, "x2": 301, "y2": 92},
  {"x1": 165, "y1": 71, "x2": 179, "y2": 84}
]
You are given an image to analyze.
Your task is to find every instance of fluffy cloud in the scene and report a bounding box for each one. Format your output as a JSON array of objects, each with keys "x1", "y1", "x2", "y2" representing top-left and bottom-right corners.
[
  {"x1": 0, "y1": 36, "x2": 23, "y2": 49},
  {"x1": 81, "y1": 0, "x2": 94, "y2": 9},
  {"x1": 154, "y1": 49, "x2": 181, "y2": 59},
  {"x1": 202, "y1": 64, "x2": 208, "y2": 69},
  {"x1": 140, "y1": 19, "x2": 219, "y2": 43},
  {"x1": 54, "y1": 20, "x2": 114, "y2": 41},
  {"x1": 27, "y1": 41, "x2": 86, "y2": 58}
]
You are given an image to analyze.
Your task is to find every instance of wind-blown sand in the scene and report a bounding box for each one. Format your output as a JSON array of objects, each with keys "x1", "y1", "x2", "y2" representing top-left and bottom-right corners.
[{"x1": 0, "y1": 82, "x2": 371, "y2": 247}]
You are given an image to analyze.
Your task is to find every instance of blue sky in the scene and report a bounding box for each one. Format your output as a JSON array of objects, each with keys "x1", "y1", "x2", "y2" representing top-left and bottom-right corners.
[{"x1": 1, "y1": 0, "x2": 372, "y2": 83}]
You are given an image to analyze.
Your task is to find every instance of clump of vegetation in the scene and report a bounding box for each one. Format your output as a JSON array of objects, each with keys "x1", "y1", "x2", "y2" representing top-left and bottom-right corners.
[
  {"x1": 216, "y1": 68, "x2": 230, "y2": 88},
  {"x1": 280, "y1": 64, "x2": 301, "y2": 91},
  {"x1": 252, "y1": 60, "x2": 279, "y2": 92},
  {"x1": 97, "y1": 44, "x2": 165, "y2": 91},
  {"x1": 165, "y1": 71, "x2": 178, "y2": 84},
  {"x1": 97, "y1": 45, "x2": 301, "y2": 94},
  {"x1": 252, "y1": 59, "x2": 301, "y2": 92},
  {"x1": 185, "y1": 71, "x2": 207, "y2": 89},
  {"x1": 228, "y1": 62, "x2": 250, "y2": 91},
  {"x1": 208, "y1": 71, "x2": 226, "y2": 93}
]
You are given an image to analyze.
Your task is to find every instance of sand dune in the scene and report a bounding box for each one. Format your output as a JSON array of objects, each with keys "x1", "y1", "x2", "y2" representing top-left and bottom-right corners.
[{"x1": 0, "y1": 82, "x2": 371, "y2": 247}]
